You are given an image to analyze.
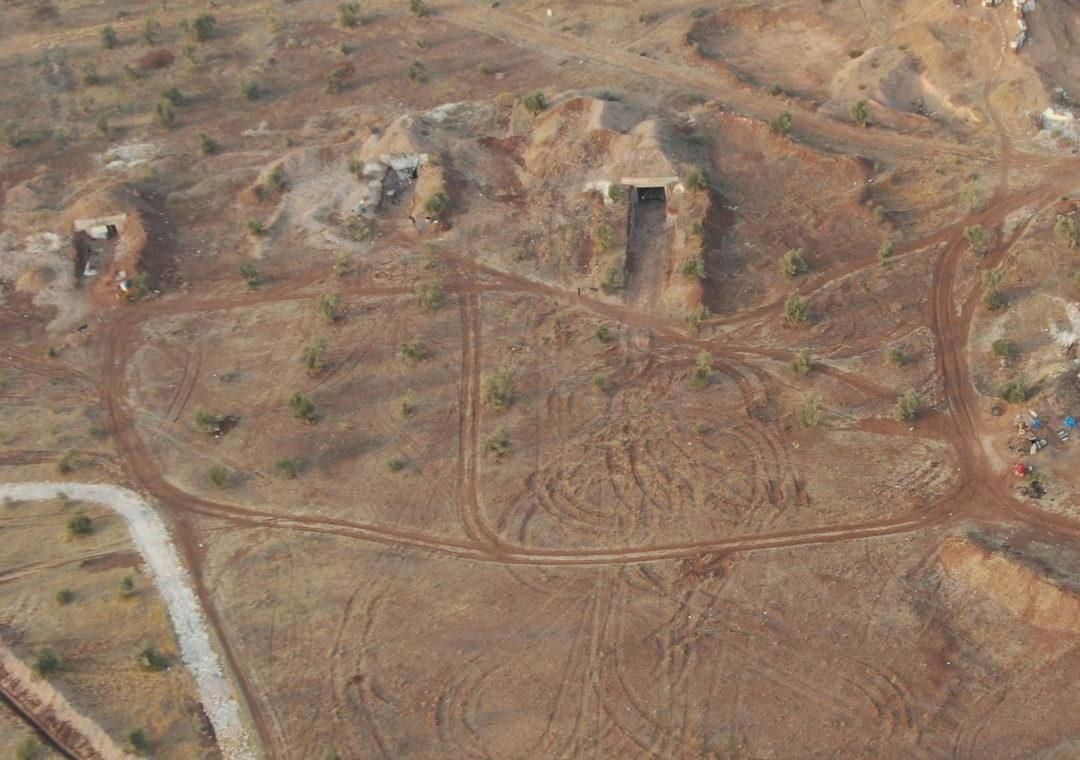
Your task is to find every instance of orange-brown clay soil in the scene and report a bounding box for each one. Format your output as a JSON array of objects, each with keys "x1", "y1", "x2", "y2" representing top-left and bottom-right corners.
[{"x1": 6, "y1": 0, "x2": 1080, "y2": 757}]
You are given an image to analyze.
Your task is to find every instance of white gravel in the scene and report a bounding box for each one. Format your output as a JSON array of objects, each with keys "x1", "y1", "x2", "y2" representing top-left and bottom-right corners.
[{"x1": 0, "y1": 482, "x2": 258, "y2": 759}]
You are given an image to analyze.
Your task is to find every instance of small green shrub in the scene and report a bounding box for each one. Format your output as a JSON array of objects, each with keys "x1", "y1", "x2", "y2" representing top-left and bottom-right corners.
[
  {"x1": 600, "y1": 265, "x2": 624, "y2": 294},
  {"x1": 596, "y1": 324, "x2": 614, "y2": 344},
  {"x1": 400, "y1": 339, "x2": 428, "y2": 361},
  {"x1": 15, "y1": 737, "x2": 42, "y2": 760},
  {"x1": 338, "y1": 2, "x2": 362, "y2": 27},
  {"x1": 190, "y1": 13, "x2": 216, "y2": 42},
  {"x1": 484, "y1": 428, "x2": 511, "y2": 459},
  {"x1": 1000, "y1": 378, "x2": 1029, "y2": 404},
  {"x1": 684, "y1": 305, "x2": 711, "y2": 333},
  {"x1": 872, "y1": 205, "x2": 886, "y2": 224},
  {"x1": 684, "y1": 166, "x2": 708, "y2": 191},
  {"x1": 399, "y1": 391, "x2": 416, "y2": 418},
  {"x1": 424, "y1": 191, "x2": 450, "y2": 217},
  {"x1": 791, "y1": 348, "x2": 812, "y2": 376},
  {"x1": 247, "y1": 220, "x2": 265, "y2": 236},
  {"x1": 318, "y1": 293, "x2": 344, "y2": 322},
  {"x1": 56, "y1": 449, "x2": 79, "y2": 475},
  {"x1": 410, "y1": 0, "x2": 430, "y2": 17},
  {"x1": 523, "y1": 91, "x2": 547, "y2": 115},
  {"x1": 878, "y1": 238, "x2": 895, "y2": 262},
  {"x1": 592, "y1": 372, "x2": 612, "y2": 395},
  {"x1": 893, "y1": 389, "x2": 921, "y2": 422},
  {"x1": 274, "y1": 458, "x2": 302, "y2": 479},
  {"x1": 126, "y1": 728, "x2": 150, "y2": 753},
  {"x1": 160, "y1": 86, "x2": 183, "y2": 105},
  {"x1": 680, "y1": 256, "x2": 706, "y2": 280},
  {"x1": 101, "y1": 25, "x2": 119, "y2": 49},
  {"x1": 407, "y1": 60, "x2": 427, "y2": 83},
  {"x1": 484, "y1": 369, "x2": 515, "y2": 409},
  {"x1": 288, "y1": 393, "x2": 317, "y2": 421},
  {"x1": 884, "y1": 346, "x2": 906, "y2": 367},
  {"x1": 143, "y1": 17, "x2": 160, "y2": 44},
  {"x1": 595, "y1": 223, "x2": 613, "y2": 250},
  {"x1": 607, "y1": 183, "x2": 623, "y2": 202},
  {"x1": 119, "y1": 575, "x2": 136, "y2": 598},
  {"x1": 241, "y1": 80, "x2": 261, "y2": 101},
  {"x1": 301, "y1": 337, "x2": 329, "y2": 375},
  {"x1": 33, "y1": 648, "x2": 60, "y2": 678},
  {"x1": 138, "y1": 646, "x2": 170, "y2": 671},
  {"x1": 386, "y1": 458, "x2": 406, "y2": 472},
  {"x1": 964, "y1": 224, "x2": 988, "y2": 256},
  {"x1": 416, "y1": 279, "x2": 446, "y2": 312},
  {"x1": 784, "y1": 294, "x2": 811, "y2": 326},
  {"x1": 779, "y1": 248, "x2": 807, "y2": 277},
  {"x1": 991, "y1": 338, "x2": 1015, "y2": 358},
  {"x1": 851, "y1": 99, "x2": 871, "y2": 126},
  {"x1": 208, "y1": 465, "x2": 231, "y2": 488},
  {"x1": 156, "y1": 98, "x2": 175, "y2": 127},
  {"x1": 194, "y1": 409, "x2": 225, "y2": 435},
  {"x1": 56, "y1": 589, "x2": 75, "y2": 605},
  {"x1": 239, "y1": 263, "x2": 261, "y2": 289},
  {"x1": 689, "y1": 350, "x2": 713, "y2": 389},
  {"x1": 770, "y1": 111, "x2": 792, "y2": 135},
  {"x1": 67, "y1": 512, "x2": 92, "y2": 536},
  {"x1": 799, "y1": 395, "x2": 822, "y2": 427},
  {"x1": 1055, "y1": 215, "x2": 1080, "y2": 248}
]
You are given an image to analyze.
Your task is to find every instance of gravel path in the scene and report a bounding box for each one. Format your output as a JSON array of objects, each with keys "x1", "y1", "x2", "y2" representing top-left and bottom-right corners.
[{"x1": 0, "y1": 482, "x2": 258, "y2": 760}]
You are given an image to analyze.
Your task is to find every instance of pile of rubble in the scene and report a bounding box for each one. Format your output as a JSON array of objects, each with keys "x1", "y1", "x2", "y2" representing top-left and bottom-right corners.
[{"x1": 983, "y1": 0, "x2": 1036, "y2": 52}]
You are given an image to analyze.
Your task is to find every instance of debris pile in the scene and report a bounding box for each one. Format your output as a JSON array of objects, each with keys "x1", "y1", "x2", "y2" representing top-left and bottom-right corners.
[{"x1": 983, "y1": 0, "x2": 1035, "y2": 52}]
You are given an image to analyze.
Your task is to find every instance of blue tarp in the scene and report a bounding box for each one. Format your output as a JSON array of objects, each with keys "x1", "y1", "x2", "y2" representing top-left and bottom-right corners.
[
  {"x1": 1032, "y1": 418, "x2": 1043, "y2": 430},
  {"x1": 1066, "y1": 416, "x2": 1078, "y2": 429}
]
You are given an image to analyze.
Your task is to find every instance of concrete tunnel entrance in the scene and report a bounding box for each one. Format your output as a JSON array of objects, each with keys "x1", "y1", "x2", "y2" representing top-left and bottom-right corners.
[{"x1": 620, "y1": 176, "x2": 678, "y2": 308}]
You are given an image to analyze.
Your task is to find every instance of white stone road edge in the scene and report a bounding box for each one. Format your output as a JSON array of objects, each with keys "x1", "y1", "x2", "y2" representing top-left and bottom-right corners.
[{"x1": 0, "y1": 482, "x2": 258, "y2": 760}]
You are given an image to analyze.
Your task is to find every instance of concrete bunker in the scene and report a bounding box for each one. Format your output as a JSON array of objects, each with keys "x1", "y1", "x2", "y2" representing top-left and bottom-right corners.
[
  {"x1": 71, "y1": 214, "x2": 127, "y2": 284},
  {"x1": 620, "y1": 176, "x2": 679, "y2": 306}
]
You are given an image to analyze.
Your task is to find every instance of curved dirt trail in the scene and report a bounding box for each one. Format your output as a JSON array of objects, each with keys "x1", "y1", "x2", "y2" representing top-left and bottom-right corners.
[{"x1": 0, "y1": 482, "x2": 259, "y2": 760}]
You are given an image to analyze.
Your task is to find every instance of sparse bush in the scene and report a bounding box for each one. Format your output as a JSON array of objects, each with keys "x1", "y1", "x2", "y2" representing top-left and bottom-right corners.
[
  {"x1": 400, "y1": 339, "x2": 428, "y2": 361},
  {"x1": 194, "y1": 409, "x2": 225, "y2": 435},
  {"x1": 1055, "y1": 215, "x2": 1080, "y2": 248},
  {"x1": 484, "y1": 369, "x2": 515, "y2": 409},
  {"x1": 208, "y1": 465, "x2": 231, "y2": 488},
  {"x1": 239, "y1": 263, "x2": 261, "y2": 289},
  {"x1": 964, "y1": 224, "x2": 987, "y2": 256},
  {"x1": 126, "y1": 728, "x2": 150, "y2": 753},
  {"x1": 399, "y1": 391, "x2": 416, "y2": 418},
  {"x1": 784, "y1": 294, "x2": 810, "y2": 326},
  {"x1": 266, "y1": 164, "x2": 286, "y2": 192},
  {"x1": 189, "y1": 13, "x2": 216, "y2": 42},
  {"x1": 872, "y1": 205, "x2": 886, "y2": 224},
  {"x1": 318, "y1": 293, "x2": 344, "y2": 323},
  {"x1": 791, "y1": 348, "x2": 812, "y2": 376},
  {"x1": 799, "y1": 395, "x2": 822, "y2": 427},
  {"x1": 684, "y1": 305, "x2": 711, "y2": 333},
  {"x1": 96, "y1": 114, "x2": 110, "y2": 136},
  {"x1": 156, "y1": 98, "x2": 175, "y2": 127},
  {"x1": 595, "y1": 223, "x2": 613, "y2": 250},
  {"x1": 770, "y1": 111, "x2": 793, "y2": 135},
  {"x1": 386, "y1": 458, "x2": 406, "y2": 472},
  {"x1": 689, "y1": 219, "x2": 705, "y2": 236},
  {"x1": 67, "y1": 512, "x2": 92, "y2": 536},
  {"x1": 680, "y1": 256, "x2": 706, "y2": 280},
  {"x1": 768, "y1": 83, "x2": 783, "y2": 97},
  {"x1": 274, "y1": 458, "x2": 302, "y2": 479},
  {"x1": 82, "y1": 62, "x2": 101, "y2": 86},
  {"x1": 592, "y1": 372, "x2": 612, "y2": 395},
  {"x1": 684, "y1": 166, "x2": 709, "y2": 191},
  {"x1": 289, "y1": 392, "x2": 317, "y2": 421},
  {"x1": 596, "y1": 324, "x2": 614, "y2": 344},
  {"x1": 416, "y1": 279, "x2": 446, "y2": 312},
  {"x1": 124, "y1": 63, "x2": 142, "y2": 80},
  {"x1": 242, "y1": 80, "x2": 261, "y2": 100},
  {"x1": 143, "y1": 17, "x2": 160, "y2": 45},
  {"x1": 338, "y1": 2, "x2": 362, "y2": 28},
  {"x1": 247, "y1": 219, "x2": 266, "y2": 236},
  {"x1": 523, "y1": 91, "x2": 547, "y2": 115},
  {"x1": 607, "y1": 183, "x2": 623, "y2": 203},
  {"x1": 15, "y1": 737, "x2": 42, "y2": 760},
  {"x1": 961, "y1": 180, "x2": 985, "y2": 210},
  {"x1": 884, "y1": 346, "x2": 906, "y2": 367},
  {"x1": 878, "y1": 238, "x2": 895, "y2": 262},
  {"x1": 600, "y1": 265, "x2": 624, "y2": 294},
  {"x1": 56, "y1": 449, "x2": 79, "y2": 475},
  {"x1": 424, "y1": 191, "x2": 450, "y2": 217},
  {"x1": 410, "y1": 0, "x2": 430, "y2": 17},
  {"x1": 689, "y1": 350, "x2": 713, "y2": 389},
  {"x1": 138, "y1": 646, "x2": 169, "y2": 671},
  {"x1": 689, "y1": 7, "x2": 710, "y2": 17},
  {"x1": 301, "y1": 337, "x2": 329, "y2": 375},
  {"x1": 407, "y1": 60, "x2": 427, "y2": 83},
  {"x1": 33, "y1": 648, "x2": 60, "y2": 678},
  {"x1": 982, "y1": 269, "x2": 1004, "y2": 310},
  {"x1": 893, "y1": 389, "x2": 921, "y2": 422},
  {"x1": 119, "y1": 575, "x2": 136, "y2": 598},
  {"x1": 160, "y1": 86, "x2": 183, "y2": 105},
  {"x1": 484, "y1": 428, "x2": 511, "y2": 459},
  {"x1": 1000, "y1": 378, "x2": 1029, "y2": 404},
  {"x1": 3, "y1": 122, "x2": 31, "y2": 148},
  {"x1": 326, "y1": 65, "x2": 350, "y2": 94},
  {"x1": 56, "y1": 589, "x2": 75, "y2": 605},
  {"x1": 992, "y1": 338, "x2": 1015, "y2": 358},
  {"x1": 851, "y1": 99, "x2": 871, "y2": 126},
  {"x1": 779, "y1": 248, "x2": 807, "y2": 277},
  {"x1": 101, "y1": 25, "x2": 118, "y2": 49},
  {"x1": 334, "y1": 251, "x2": 354, "y2": 278}
]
